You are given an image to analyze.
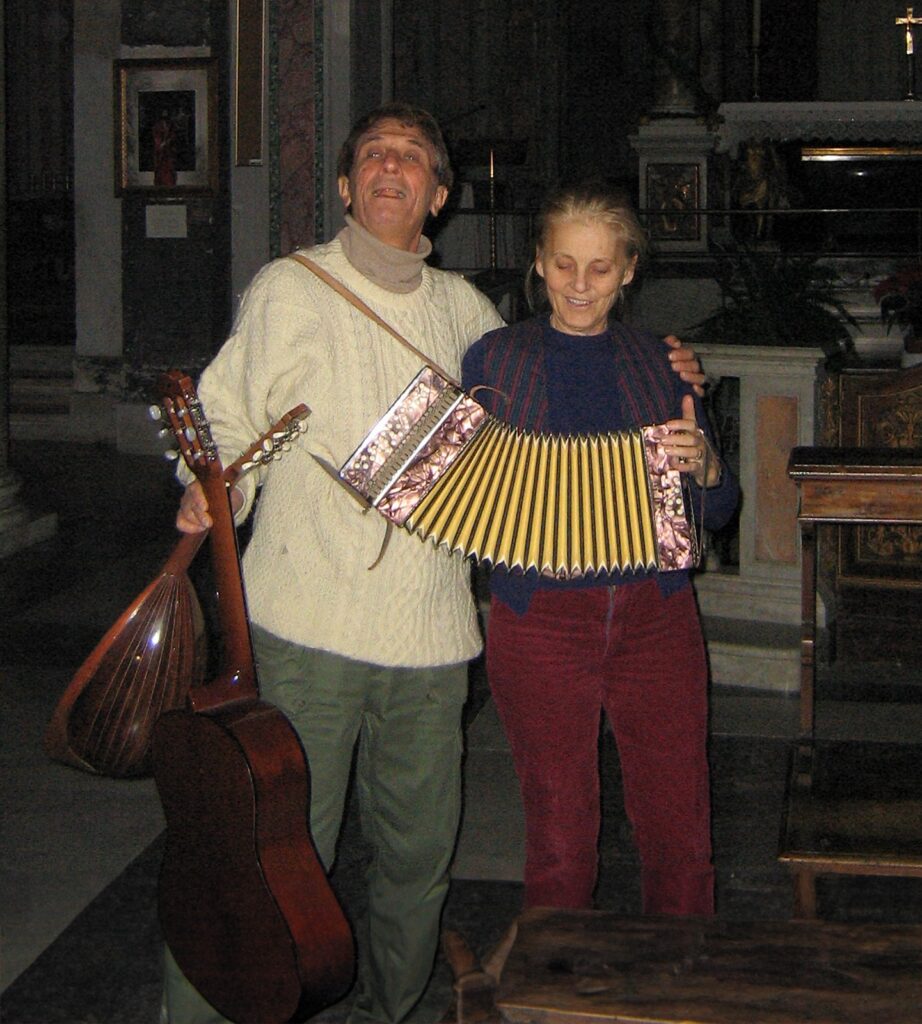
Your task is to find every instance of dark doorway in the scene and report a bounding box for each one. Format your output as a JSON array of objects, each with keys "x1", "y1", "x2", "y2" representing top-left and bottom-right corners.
[{"x1": 4, "y1": 2, "x2": 75, "y2": 347}]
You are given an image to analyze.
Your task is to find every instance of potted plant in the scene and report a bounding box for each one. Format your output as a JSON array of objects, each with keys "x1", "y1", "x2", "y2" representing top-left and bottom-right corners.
[{"x1": 689, "y1": 248, "x2": 858, "y2": 369}]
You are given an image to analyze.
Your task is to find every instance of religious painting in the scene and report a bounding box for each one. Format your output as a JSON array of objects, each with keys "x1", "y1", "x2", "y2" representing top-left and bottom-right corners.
[
  {"x1": 645, "y1": 163, "x2": 700, "y2": 242},
  {"x1": 115, "y1": 58, "x2": 217, "y2": 195}
]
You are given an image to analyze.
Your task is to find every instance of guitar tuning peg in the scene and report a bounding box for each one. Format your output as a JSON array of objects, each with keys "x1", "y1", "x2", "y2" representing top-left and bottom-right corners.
[
  {"x1": 157, "y1": 427, "x2": 173, "y2": 440},
  {"x1": 148, "y1": 404, "x2": 164, "y2": 422},
  {"x1": 163, "y1": 449, "x2": 179, "y2": 462}
]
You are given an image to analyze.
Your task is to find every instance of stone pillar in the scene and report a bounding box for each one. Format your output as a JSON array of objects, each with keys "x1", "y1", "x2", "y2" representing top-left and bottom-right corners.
[
  {"x1": 321, "y1": 2, "x2": 352, "y2": 244},
  {"x1": 0, "y1": 2, "x2": 57, "y2": 557},
  {"x1": 692, "y1": 343, "x2": 825, "y2": 694},
  {"x1": 279, "y1": 0, "x2": 321, "y2": 249},
  {"x1": 73, "y1": 0, "x2": 122, "y2": 447}
]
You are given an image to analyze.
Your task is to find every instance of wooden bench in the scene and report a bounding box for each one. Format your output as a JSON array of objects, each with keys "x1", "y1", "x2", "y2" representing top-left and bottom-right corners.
[{"x1": 486, "y1": 907, "x2": 922, "y2": 1023}]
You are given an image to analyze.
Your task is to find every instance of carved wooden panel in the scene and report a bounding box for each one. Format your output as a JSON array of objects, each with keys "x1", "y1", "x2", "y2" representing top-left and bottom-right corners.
[{"x1": 836, "y1": 364, "x2": 922, "y2": 589}]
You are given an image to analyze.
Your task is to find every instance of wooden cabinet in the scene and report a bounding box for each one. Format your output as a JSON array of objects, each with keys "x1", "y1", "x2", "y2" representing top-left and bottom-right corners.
[{"x1": 817, "y1": 364, "x2": 922, "y2": 662}]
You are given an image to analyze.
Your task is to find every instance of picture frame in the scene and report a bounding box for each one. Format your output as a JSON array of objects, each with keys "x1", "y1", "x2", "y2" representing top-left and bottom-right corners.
[{"x1": 114, "y1": 58, "x2": 218, "y2": 195}]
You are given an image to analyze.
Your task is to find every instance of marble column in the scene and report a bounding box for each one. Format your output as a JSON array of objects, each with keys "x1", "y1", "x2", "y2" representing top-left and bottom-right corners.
[
  {"x1": 278, "y1": 0, "x2": 319, "y2": 251},
  {"x1": 0, "y1": 2, "x2": 57, "y2": 557}
]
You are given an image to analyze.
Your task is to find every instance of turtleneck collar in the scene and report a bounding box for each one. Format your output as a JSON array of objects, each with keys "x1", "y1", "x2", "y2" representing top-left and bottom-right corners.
[{"x1": 337, "y1": 214, "x2": 431, "y2": 293}]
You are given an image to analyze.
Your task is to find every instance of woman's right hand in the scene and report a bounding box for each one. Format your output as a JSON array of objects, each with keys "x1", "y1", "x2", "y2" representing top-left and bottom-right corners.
[{"x1": 176, "y1": 481, "x2": 244, "y2": 533}]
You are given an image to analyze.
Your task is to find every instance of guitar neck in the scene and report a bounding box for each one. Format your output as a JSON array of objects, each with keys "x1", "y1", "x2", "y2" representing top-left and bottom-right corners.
[
  {"x1": 156, "y1": 372, "x2": 306, "y2": 713},
  {"x1": 189, "y1": 466, "x2": 259, "y2": 712}
]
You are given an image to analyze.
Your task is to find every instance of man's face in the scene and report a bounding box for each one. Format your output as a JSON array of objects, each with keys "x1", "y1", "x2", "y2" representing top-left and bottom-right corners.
[{"x1": 338, "y1": 119, "x2": 448, "y2": 251}]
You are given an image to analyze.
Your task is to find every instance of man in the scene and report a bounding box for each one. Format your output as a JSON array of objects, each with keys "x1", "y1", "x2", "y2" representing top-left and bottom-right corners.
[{"x1": 167, "y1": 102, "x2": 704, "y2": 1024}]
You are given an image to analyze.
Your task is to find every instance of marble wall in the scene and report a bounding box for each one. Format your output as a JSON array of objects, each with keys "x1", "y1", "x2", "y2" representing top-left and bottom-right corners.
[{"x1": 274, "y1": 0, "x2": 318, "y2": 256}]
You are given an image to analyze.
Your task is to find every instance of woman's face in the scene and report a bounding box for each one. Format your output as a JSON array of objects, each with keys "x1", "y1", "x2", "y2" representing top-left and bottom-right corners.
[{"x1": 535, "y1": 217, "x2": 637, "y2": 336}]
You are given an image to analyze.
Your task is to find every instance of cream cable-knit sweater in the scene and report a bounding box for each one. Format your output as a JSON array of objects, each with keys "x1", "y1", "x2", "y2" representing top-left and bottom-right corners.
[{"x1": 183, "y1": 238, "x2": 503, "y2": 668}]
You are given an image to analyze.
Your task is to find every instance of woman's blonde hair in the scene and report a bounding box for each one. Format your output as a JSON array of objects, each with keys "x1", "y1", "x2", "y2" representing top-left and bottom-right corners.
[{"x1": 526, "y1": 179, "x2": 648, "y2": 313}]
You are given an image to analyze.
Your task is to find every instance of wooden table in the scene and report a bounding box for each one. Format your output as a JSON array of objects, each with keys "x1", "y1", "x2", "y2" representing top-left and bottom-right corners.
[
  {"x1": 494, "y1": 907, "x2": 922, "y2": 1023},
  {"x1": 782, "y1": 447, "x2": 922, "y2": 917}
]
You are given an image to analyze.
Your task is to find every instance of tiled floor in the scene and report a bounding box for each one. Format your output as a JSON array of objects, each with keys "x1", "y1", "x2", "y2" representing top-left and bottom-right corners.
[{"x1": 2, "y1": 441, "x2": 922, "y2": 1023}]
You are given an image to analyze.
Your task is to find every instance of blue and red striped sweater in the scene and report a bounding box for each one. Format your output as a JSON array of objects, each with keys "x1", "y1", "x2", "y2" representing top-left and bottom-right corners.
[{"x1": 461, "y1": 315, "x2": 739, "y2": 613}]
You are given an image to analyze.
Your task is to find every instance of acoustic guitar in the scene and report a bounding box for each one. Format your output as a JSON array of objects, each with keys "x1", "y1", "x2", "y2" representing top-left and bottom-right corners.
[{"x1": 152, "y1": 370, "x2": 355, "y2": 1023}]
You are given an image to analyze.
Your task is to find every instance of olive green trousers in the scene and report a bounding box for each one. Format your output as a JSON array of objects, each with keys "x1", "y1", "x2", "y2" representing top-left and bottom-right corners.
[{"x1": 161, "y1": 625, "x2": 468, "y2": 1024}]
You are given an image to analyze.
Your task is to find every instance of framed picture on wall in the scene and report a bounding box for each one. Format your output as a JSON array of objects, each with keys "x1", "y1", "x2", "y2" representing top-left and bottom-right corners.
[{"x1": 114, "y1": 58, "x2": 218, "y2": 195}]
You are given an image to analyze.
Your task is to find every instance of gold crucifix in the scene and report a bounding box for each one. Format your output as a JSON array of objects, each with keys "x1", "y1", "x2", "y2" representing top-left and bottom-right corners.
[
  {"x1": 896, "y1": 6, "x2": 922, "y2": 98},
  {"x1": 897, "y1": 6, "x2": 922, "y2": 53}
]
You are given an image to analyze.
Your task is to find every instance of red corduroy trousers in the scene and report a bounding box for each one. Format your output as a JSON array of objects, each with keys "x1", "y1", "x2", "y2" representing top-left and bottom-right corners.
[{"x1": 486, "y1": 580, "x2": 714, "y2": 915}]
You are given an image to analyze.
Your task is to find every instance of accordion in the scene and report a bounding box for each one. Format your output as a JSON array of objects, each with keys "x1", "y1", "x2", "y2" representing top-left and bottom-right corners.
[{"x1": 339, "y1": 367, "x2": 700, "y2": 578}]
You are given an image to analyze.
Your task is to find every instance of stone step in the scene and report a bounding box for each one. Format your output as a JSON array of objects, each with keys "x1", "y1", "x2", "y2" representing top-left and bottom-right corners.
[
  {"x1": 702, "y1": 616, "x2": 801, "y2": 695},
  {"x1": 9, "y1": 376, "x2": 72, "y2": 415},
  {"x1": 9, "y1": 344, "x2": 73, "y2": 377},
  {"x1": 8, "y1": 345, "x2": 74, "y2": 421}
]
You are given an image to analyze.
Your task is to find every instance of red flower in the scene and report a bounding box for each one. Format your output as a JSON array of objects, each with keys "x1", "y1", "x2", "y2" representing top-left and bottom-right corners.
[{"x1": 873, "y1": 265, "x2": 922, "y2": 334}]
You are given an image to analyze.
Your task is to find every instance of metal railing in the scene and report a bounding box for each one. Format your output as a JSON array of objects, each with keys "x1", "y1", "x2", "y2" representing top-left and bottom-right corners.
[{"x1": 434, "y1": 205, "x2": 922, "y2": 273}]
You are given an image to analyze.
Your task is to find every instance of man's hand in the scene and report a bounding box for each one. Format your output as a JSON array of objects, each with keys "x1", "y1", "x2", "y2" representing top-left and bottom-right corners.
[
  {"x1": 664, "y1": 334, "x2": 706, "y2": 397},
  {"x1": 176, "y1": 481, "x2": 244, "y2": 534}
]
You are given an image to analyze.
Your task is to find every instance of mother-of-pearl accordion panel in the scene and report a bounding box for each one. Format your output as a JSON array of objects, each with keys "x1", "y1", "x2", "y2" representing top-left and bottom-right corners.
[{"x1": 339, "y1": 367, "x2": 698, "y2": 578}]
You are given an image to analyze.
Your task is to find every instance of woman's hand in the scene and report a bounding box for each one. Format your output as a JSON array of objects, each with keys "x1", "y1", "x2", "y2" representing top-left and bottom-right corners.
[
  {"x1": 660, "y1": 395, "x2": 721, "y2": 488},
  {"x1": 176, "y1": 481, "x2": 245, "y2": 533}
]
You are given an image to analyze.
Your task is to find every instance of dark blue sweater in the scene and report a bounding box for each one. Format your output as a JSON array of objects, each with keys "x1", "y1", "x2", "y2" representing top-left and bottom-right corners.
[{"x1": 461, "y1": 315, "x2": 739, "y2": 613}]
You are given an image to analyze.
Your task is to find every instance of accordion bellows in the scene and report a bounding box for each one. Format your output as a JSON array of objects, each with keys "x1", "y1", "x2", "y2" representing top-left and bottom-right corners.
[{"x1": 340, "y1": 367, "x2": 699, "y2": 578}]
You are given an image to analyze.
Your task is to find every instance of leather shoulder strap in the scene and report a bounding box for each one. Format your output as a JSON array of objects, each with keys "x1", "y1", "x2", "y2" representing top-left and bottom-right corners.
[{"x1": 288, "y1": 253, "x2": 458, "y2": 384}]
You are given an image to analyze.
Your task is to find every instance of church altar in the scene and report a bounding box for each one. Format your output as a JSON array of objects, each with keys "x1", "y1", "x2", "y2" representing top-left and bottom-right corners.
[{"x1": 716, "y1": 100, "x2": 922, "y2": 153}]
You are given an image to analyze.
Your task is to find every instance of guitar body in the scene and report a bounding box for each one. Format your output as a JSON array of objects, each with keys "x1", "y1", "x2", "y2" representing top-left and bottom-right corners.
[
  {"x1": 153, "y1": 699, "x2": 355, "y2": 1023},
  {"x1": 149, "y1": 374, "x2": 349, "y2": 1021}
]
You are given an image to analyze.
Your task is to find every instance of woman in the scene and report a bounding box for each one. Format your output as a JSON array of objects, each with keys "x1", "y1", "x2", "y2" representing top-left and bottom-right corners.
[{"x1": 461, "y1": 181, "x2": 738, "y2": 916}]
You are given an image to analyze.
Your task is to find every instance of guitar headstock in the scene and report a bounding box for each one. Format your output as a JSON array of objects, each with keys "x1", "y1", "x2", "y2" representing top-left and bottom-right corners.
[
  {"x1": 153, "y1": 372, "x2": 310, "y2": 487},
  {"x1": 156, "y1": 370, "x2": 223, "y2": 482}
]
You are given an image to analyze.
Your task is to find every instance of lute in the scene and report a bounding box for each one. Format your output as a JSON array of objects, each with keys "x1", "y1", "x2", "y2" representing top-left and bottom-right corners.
[{"x1": 43, "y1": 402, "x2": 310, "y2": 778}]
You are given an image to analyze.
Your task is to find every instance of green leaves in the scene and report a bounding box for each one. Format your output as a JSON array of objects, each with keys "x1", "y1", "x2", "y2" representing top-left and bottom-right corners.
[{"x1": 691, "y1": 249, "x2": 857, "y2": 361}]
